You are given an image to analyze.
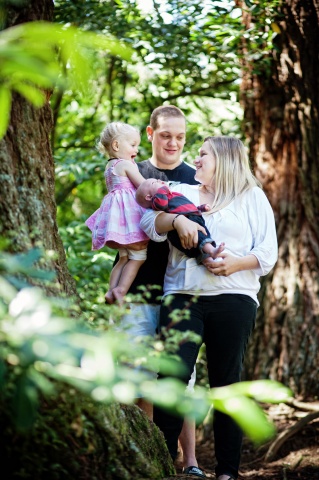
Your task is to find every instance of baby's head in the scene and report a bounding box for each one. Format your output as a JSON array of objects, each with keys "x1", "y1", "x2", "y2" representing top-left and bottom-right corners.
[
  {"x1": 98, "y1": 122, "x2": 140, "y2": 160},
  {"x1": 136, "y1": 178, "x2": 167, "y2": 208}
]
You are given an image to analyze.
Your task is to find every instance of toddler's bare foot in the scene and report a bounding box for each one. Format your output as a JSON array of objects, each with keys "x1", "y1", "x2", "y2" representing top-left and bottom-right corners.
[
  {"x1": 112, "y1": 286, "x2": 126, "y2": 306},
  {"x1": 105, "y1": 290, "x2": 115, "y2": 305}
]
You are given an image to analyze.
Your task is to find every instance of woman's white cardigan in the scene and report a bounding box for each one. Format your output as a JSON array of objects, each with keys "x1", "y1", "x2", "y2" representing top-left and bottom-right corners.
[{"x1": 140, "y1": 184, "x2": 278, "y2": 306}]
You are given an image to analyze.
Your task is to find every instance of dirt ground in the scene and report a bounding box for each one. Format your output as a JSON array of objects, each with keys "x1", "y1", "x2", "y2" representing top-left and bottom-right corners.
[{"x1": 168, "y1": 402, "x2": 319, "y2": 480}]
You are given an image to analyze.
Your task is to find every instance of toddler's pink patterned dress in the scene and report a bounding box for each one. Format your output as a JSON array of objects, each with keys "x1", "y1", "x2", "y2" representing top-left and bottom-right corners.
[{"x1": 85, "y1": 159, "x2": 148, "y2": 250}]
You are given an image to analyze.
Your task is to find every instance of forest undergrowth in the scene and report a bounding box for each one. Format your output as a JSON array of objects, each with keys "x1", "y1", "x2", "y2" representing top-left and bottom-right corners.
[{"x1": 165, "y1": 401, "x2": 319, "y2": 480}]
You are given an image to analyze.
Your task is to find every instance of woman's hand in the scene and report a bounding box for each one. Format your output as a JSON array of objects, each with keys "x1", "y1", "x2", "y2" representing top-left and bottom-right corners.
[
  {"x1": 174, "y1": 215, "x2": 207, "y2": 249},
  {"x1": 203, "y1": 252, "x2": 260, "y2": 276}
]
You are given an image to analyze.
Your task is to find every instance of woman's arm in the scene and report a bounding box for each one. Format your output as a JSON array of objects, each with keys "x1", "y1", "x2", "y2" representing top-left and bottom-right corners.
[
  {"x1": 140, "y1": 210, "x2": 207, "y2": 249},
  {"x1": 247, "y1": 188, "x2": 278, "y2": 275},
  {"x1": 155, "y1": 212, "x2": 207, "y2": 249}
]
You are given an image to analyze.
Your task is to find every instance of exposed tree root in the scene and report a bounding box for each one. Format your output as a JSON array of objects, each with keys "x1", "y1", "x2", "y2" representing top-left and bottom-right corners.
[
  {"x1": 284, "y1": 397, "x2": 319, "y2": 412},
  {"x1": 265, "y1": 409, "x2": 319, "y2": 461}
]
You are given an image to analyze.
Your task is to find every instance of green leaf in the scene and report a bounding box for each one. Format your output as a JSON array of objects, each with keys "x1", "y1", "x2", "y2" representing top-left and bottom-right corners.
[
  {"x1": 232, "y1": 380, "x2": 293, "y2": 403},
  {"x1": 0, "y1": 20, "x2": 132, "y2": 101},
  {"x1": 213, "y1": 394, "x2": 276, "y2": 443},
  {"x1": 2, "y1": 59, "x2": 62, "y2": 88},
  {"x1": 208, "y1": 380, "x2": 292, "y2": 443},
  {"x1": 0, "y1": 84, "x2": 11, "y2": 138},
  {"x1": 271, "y1": 22, "x2": 281, "y2": 33},
  {"x1": 13, "y1": 83, "x2": 46, "y2": 107}
]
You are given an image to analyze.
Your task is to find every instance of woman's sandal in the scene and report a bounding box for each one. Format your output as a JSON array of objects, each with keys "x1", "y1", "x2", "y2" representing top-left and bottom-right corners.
[{"x1": 182, "y1": 465, "x2": 206, "y2": 478}]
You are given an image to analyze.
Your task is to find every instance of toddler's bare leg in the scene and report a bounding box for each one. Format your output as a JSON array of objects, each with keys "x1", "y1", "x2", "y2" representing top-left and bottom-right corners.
[
  {"x1": 112, "y1": 259, "x2": 145, "y2": 306},
  {"x1": 105, "y1": 255, "x2": 129, "y2": 304}
]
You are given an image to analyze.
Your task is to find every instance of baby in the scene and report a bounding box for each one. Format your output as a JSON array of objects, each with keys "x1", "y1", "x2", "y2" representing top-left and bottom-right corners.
[{"x1": 136, "y1": 178, "x2": 224, "y2": 264}]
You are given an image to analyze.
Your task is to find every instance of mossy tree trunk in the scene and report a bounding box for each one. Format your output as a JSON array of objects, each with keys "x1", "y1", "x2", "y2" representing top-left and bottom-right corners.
[
  {"x1": 238, "y1": 0, "x2": 319, "y2": 397},
  {"x1": 1, "y1": 384, "x2": 174, "y2": 480},
  {"x1": 0, "y1": 0, "x2": 77, "y2": 296}
]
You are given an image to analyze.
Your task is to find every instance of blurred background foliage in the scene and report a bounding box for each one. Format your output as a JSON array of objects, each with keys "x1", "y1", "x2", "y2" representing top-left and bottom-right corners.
[{"x1": 0, "y1": 248, "x2": 292, "y2": 442}]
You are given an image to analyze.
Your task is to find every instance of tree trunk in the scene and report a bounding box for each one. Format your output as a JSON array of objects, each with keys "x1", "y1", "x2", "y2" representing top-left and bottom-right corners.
[
  {"x1": 1, "y1": 384, "x2": 174, "y2": 479},
  {"x1": 0, "y1": 0, "x2": 77, "y2": 296},
  {"x1": 238, "y1": 0, "x2": 319, "y2": 397}
]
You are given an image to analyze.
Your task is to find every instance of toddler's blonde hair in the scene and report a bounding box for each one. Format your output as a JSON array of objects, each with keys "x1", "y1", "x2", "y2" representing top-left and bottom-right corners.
[{"x1": 98, "y1": 122, "x2": 140, "y2": 156}]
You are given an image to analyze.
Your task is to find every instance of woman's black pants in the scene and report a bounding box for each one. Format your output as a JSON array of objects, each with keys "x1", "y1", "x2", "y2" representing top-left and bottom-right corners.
[{"x1": 153, "y1": 293, "x2": 257, "y2": 479}]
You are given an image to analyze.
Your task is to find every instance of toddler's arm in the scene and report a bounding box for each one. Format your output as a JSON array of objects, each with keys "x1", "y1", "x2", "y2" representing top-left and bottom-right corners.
[{"x1": 114, "y1": 160, "x2": 145, "y2": 188}]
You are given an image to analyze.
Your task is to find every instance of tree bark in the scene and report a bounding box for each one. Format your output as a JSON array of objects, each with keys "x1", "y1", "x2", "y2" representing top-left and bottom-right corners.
[
  {"x1": 238, "y1": 0, "x2": 319, "y2": 397},
  {"x1": 0, "y1": 0, "x2": 77, "y2": 296},
  {"x1": 1, "y1": 384, "x2": 174, "y2": 479}
]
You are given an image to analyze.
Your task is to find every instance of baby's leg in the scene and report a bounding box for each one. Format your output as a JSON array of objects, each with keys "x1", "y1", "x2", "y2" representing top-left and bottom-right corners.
[
  {"x1": 112, "y1": 247, "x2": 147, "y2": 306},
  {"x1": 105, "y1": 250, "x2": 129, "y2": 304}
]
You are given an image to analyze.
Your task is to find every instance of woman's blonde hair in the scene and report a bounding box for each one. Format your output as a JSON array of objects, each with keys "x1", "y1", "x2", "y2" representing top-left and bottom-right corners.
[
  {"x1": 205, "y1": 136, "x2": 261, "y2": 213},
  {"x1": 98, "y1": 122, "x2": 140, "y2": 156}
]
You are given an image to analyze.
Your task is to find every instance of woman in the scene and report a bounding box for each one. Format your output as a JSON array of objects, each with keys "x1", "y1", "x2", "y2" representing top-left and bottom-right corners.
[{"x1": 140, "y1": 136, "x2": 278, "y2": 480}]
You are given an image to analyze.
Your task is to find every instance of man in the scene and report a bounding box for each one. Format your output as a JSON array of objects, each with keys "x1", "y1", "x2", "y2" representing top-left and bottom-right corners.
[{"x1": 120, "y1": 105, "x2": 205, "y2": 478}]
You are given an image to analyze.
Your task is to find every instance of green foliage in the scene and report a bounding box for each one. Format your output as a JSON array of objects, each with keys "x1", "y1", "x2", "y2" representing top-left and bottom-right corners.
[
  {"x1": 54, "y1": 0, "x2": 242, "y2": 104},
  {"x1": 52, "y1": 0, "x2": 244, "y2": 224},
  {"x1": 0, "y1": 250, "x2": 293, "y2": 443},
  {"x1": 209, "y1": 380, "x2": 290, "y2": 443},
  {"x1": 0, "y1": 20, "x2": 132, "y2": 138},
  {"x1": 241, "y1": 0, "x2": 282, "y2": 76},
  {"x1": 0, "y1": 248, "x2": 56, "y2": 290},
  {"x1": 58, "y1": 220, "x2": 116, "y2": 326}
]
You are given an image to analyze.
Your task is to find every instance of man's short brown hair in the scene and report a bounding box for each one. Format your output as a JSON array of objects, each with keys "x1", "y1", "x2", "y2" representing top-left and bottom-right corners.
[{"x1": 150, "y1": 105, "x2": 185, "y2": 130}]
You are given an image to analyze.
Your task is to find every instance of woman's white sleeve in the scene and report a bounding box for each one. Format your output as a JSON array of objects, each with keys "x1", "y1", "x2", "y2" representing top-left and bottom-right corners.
[
  {"x1": 249, "y1": 188, "x2": 278, "y2": 276},
  {"x1": 140, "y1": 210, "x2": 168, "y2": 242}
]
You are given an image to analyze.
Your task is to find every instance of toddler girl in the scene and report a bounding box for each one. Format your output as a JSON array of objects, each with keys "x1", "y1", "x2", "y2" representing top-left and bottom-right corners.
[{"x1": 85, "y1": 122, "x2": 164, "y2": 305}]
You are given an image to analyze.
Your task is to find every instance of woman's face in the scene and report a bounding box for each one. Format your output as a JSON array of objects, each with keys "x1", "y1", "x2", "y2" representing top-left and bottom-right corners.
[{"x1": 194, "y1": 141, "x2": 216, "y2": 186}]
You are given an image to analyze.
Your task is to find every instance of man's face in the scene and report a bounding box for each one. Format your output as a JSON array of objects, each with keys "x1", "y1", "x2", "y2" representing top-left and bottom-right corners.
[{"x1": 147, "y1": 115, "x2": 186, "y2": 169}]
